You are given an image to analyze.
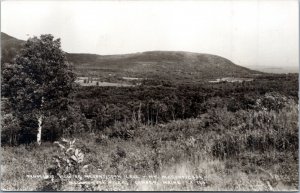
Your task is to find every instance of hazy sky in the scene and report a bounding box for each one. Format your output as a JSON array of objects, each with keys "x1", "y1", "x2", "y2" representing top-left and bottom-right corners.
[{"x1": 1, "y1": 0, "x2": 299, "y2": 69}]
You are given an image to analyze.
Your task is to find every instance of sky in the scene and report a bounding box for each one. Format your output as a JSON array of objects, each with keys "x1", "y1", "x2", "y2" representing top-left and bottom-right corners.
[{"x1": 1, "y1": 0, "x2": 299, "y2": 71}]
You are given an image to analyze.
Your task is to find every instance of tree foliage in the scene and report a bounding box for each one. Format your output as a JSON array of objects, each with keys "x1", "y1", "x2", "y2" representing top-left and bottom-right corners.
[{"x1": 2, "y1": 34, "x2": 76, "y2": 144}]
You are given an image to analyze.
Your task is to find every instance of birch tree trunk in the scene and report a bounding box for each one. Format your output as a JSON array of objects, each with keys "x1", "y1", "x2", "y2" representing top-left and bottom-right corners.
[
  {"x1": 37, "y1": 97, "x2": 44, "y2": 145},
  {"x1": 37, "y1": 115, "x2": 43, "y2": 145}
]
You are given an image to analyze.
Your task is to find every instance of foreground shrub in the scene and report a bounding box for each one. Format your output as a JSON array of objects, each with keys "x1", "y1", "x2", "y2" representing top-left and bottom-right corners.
[
  {"x1": 211, "y1": 99, "x2": 298, "y2": 161},
  {"x1": 37, "y1": 138, "x2": 89, "y2": 191}
]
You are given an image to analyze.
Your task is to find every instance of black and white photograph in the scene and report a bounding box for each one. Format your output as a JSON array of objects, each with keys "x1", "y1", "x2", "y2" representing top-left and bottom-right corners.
[{"x1": 1, "y1": 0, "x2": 299, "y2": 191}]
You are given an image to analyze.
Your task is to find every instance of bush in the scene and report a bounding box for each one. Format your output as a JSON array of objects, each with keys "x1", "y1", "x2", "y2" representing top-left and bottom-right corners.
[
  {"x1": 103, "y1": 121, "x2": 139, "y2": 140},
  {"x1": 37, "y1": 138, "x2": 89, "y2": 191},
  {"x1": 211, "y1": 134, "x2": 241, "y2": 160}
]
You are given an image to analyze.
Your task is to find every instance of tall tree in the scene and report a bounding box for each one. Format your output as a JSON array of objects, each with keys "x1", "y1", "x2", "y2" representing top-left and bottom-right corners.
[{"x1": 2, "y1": 34, "x2": 76, "y2": 145}]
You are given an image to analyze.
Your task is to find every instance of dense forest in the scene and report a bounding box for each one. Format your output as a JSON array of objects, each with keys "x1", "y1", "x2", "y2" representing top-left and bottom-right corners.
[{"x1": 2, "y1": 73, "x2": 298, "y2": 144}]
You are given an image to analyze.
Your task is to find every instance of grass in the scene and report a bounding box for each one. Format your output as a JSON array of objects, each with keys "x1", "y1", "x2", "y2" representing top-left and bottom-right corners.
[{"x1": 1, "y1": 100, "x2": 298, "y2": 191}]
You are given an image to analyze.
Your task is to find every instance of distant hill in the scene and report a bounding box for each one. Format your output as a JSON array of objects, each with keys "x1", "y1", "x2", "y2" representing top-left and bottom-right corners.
[
  {"x1": 1, "y1": 32, "x2": 261, "y2": 81},
  {"x1": 1, "y1": 32, "x2": 25, "y2": 64},
  {"x1": 67, "y1": 51, "x2": 261, "y2": 80}
]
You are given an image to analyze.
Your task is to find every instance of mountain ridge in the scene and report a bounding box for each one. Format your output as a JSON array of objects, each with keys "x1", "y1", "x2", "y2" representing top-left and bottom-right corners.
[{"x1": 1, "y1": 32, "x2": 262, "y2": 81}]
